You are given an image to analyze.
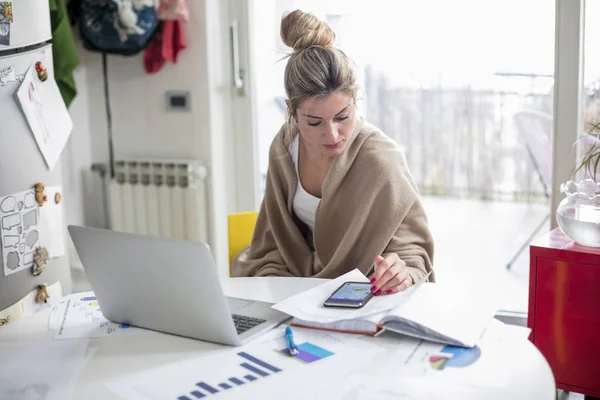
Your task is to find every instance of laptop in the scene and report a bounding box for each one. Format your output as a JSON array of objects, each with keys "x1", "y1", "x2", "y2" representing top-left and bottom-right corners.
[{"x1": 67, "y1": 225, "x2": 290, "y2": 346}]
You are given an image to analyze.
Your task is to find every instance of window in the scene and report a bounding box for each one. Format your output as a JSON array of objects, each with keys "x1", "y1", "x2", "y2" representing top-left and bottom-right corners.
[{"x1": 247, "y1": 0, "x2": 555, "y2": 313}]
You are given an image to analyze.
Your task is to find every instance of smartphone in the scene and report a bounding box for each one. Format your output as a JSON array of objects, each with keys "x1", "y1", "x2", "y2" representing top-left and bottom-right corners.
[{"x1": 323, "y1": 281, "x2": 374, "y2": 308}]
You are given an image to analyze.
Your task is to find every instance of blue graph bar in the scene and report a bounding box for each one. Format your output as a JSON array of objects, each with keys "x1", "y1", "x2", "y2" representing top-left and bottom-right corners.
[
  {"x1": 240, "y1": 363, "x2": 269, "y2": 377},
  {"x1": 229, "y1": 377, "x2": 245, "y2": 386},
  {"x1": 244, "y1": 374, "x2": 257, "y2": 382},
  {"x1": 196, "y1": 382, "x2": 218, "y2": 394},
  {"x1": 190, "y1": 391, "x2": 205, "y2": 399},
  {"x1": 178, "y1": 396, "x2": 192, "y2": 400},
  {"x1": 237, "y1": 352, "x2": 281, "y2": 373},
  {"x1": 218, "y1": 383, "x2": 232, "y2": 390}
]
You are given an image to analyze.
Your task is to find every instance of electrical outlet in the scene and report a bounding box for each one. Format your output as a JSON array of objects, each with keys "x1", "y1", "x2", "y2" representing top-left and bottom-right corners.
[{"x1": 166, "y1": 91, "x2": 190, "y2": 111}]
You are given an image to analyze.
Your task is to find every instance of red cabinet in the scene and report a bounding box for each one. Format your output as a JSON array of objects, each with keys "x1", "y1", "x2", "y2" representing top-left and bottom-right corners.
[{"x1": 529, "y1": 228, "x2": 600, "y2": 398}]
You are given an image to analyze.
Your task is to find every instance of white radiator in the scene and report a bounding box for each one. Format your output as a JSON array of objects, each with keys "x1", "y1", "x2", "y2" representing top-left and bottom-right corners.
[{"x1": 105, "y1": 160, "x2": 208, "y2": 242}]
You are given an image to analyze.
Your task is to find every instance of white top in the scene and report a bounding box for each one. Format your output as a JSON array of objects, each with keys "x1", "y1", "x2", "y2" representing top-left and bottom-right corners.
[
  {"x1": 290, "y1": 135, "x2": 321, "y2": 231},
  {"x1": 0, "y1": 277, "x2": 556, "y2": 400}
]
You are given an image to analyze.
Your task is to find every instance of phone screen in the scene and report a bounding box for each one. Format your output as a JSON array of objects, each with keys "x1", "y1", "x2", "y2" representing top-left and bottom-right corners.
[{"x1": 324, "y1": 282, "x2": 373, "y2": 307}]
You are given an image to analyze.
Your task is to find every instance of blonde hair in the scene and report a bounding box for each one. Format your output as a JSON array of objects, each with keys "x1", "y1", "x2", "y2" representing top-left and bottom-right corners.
[{"x1": 280, "y1": 10, "x2": 358, "y2": 123}]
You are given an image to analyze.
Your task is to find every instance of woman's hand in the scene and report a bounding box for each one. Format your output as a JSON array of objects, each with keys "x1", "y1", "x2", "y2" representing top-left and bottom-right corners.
[{"x1": 370, "y1": 254, "x2": 413, "y2": 295}]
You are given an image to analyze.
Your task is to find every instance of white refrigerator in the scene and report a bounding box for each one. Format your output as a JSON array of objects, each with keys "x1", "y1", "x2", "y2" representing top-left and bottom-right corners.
[{"x1": 0, "y1": 1, "x2": 70, "y2": 311}]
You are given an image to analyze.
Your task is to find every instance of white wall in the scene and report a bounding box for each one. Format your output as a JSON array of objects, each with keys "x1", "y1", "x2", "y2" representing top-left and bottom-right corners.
[
  {"x1": 69, "y1": 0, "x2": 236, "y2": 276},
  {"x1": 61, "y1": 53, "x2": 93, "y2": 272}
]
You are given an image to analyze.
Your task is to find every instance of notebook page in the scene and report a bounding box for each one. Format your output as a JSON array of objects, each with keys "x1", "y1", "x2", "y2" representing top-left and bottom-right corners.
[
  {"x1": 382, "y1": 283, "x2": 498, "y2": 347},
  {"x1": 272, "y1": 269, "x2": 429, "y2": 324}
]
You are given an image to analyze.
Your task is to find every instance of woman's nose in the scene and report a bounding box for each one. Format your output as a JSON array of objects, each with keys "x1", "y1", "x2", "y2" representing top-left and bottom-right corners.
[{"x1": 324, "y1": 123, "x2": 339, "y2": 142}]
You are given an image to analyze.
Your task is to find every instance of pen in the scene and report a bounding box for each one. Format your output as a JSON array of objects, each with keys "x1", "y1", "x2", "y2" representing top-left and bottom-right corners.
[{"x1": 285, "y1": 327, "x2": 299, "y2": 355}]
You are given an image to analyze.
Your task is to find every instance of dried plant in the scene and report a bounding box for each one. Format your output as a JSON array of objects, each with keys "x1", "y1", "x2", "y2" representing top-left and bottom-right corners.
[{"x1": 575, "y1": 119, "x2": 600, "y2": 181}]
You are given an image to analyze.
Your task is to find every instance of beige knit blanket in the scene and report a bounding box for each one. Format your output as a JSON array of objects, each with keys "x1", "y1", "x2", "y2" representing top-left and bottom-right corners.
[{"x1": 232, "y1": 118, "x2": 435, "y2": 282}]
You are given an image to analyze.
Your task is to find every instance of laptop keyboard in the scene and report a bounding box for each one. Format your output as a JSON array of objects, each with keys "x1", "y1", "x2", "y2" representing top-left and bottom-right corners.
[{"x1": 232, "y1": 314, "x2": 266, "y2": 335}]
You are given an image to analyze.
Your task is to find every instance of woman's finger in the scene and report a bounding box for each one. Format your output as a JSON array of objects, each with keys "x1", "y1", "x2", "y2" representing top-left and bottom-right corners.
[
  {"x1": 379, "y1": 267, "x2": 410, "y2": 294},
  {"x1": 372, "y1": 255, "x2": 402, "y2": 294},
  {"x1": 385, "y1": 272, "x2": 413, "y2": 295},
  {"x1": 370, "y1": 255, "x2": 387, "y2": 284}
]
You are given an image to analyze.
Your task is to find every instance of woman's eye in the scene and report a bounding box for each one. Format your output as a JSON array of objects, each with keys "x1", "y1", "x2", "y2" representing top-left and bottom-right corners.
[
  {"x1": 336, "y1": 116, "x2": 349, "y2": 122},
  {"x1": 308, "y1": 121, "x2": 321, "y2": 127}
]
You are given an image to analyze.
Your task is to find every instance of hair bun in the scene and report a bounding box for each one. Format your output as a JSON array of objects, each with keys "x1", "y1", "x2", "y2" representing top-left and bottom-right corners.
[{"x1": 280, "y1": 10, "x2": 335, "y2": 52}]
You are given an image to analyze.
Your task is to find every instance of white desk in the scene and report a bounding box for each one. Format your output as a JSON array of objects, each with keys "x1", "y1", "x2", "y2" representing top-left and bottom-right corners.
[{"x1": 0, "y1": 277, "x2": 556, "y2": 399}]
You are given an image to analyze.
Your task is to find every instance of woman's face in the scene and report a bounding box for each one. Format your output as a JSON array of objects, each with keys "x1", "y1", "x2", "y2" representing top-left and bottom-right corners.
[{"x1": 295, "y1": 91, "x2": 355, "y2": 159}]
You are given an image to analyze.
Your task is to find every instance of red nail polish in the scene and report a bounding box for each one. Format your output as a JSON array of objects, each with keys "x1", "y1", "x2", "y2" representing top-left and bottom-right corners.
[
  {"x1": 370, "y1": 285, "x2": 376, "y2": 292},
  {"x1": 376, "y1": 289, "x2": 382, "y2": 295},
  {"x1": 386, "y1": 289, "x2": 392, "y2": 294},
  {"x1": 370, "y1": 278, "x2": 376, "y2": 284}
]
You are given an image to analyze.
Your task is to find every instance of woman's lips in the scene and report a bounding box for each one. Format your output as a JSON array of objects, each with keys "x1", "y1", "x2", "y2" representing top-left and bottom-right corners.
[{"x1": 324, "y1": 141, "x2": 342, "y2": 150}]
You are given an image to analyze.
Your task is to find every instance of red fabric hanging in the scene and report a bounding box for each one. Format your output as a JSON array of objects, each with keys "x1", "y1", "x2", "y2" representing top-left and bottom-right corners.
[{"x1": 144, "y1": 0, "x2": 188, "y2": 74}]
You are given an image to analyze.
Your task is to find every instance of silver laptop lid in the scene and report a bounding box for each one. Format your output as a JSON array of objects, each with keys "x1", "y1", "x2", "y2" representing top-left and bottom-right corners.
[{"x1": 68, "y1": 225, "x2": 241, "y2": 345}]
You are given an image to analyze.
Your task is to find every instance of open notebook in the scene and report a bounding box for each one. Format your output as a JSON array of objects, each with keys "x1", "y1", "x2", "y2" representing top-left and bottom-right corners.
[
  {"x1": 291, "y1": 282, "x2": 498, "y2": 347},
  {"x1": 273, "y1": 269, "x2": 498, "y2": 348}
]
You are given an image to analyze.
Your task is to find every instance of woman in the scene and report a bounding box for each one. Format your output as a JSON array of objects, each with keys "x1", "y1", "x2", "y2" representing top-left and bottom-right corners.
[{"x1": 232, "y1": 10, "x2": 435, "y2": 294}]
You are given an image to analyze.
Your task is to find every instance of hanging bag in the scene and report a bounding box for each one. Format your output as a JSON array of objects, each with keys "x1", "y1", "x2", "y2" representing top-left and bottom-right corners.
[{"x1": 79, "y1": 0, "x2": 158, "y2": 56}]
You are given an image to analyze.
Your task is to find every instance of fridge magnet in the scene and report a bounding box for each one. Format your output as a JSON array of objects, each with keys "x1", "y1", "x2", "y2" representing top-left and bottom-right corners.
[
  {"x1": 21, "y1": 281, "x2": 62, "y2": 316},
  {"x1": 16, "y1": 60, "x2": 73, "y2": 170},
  {"x1": 54, "y1": 192, "x2": 61, "y2": 204},
  {"x1": 0, "y1": 22, "x2": 8, "y2": 46},
  {"x1": 35, "y1": 61, "x2": 47, "y2": 82},
  {"x1": 0, "y1": 2, "x2": 12, "y2": 24},
  {"x1": 0, "y1": 315, "x2": 9, "y2": 328},
  {"x1": 34, "y1": 284, "x2": 50, "y2": 303},
  {"x1": 0, "y1": 64, "x2": 15, "y2": 85},
  {"x1": 32, "y1": 247, "x2": 49, "y2": 276},
  {"x1": 34, "y1": 182, "x2": 47, "y2": 206}
]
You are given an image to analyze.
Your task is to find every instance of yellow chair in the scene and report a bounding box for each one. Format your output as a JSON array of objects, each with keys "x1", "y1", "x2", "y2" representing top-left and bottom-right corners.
[{"x1": 227, "y1": 211, "x2": 259, "y2": 271}]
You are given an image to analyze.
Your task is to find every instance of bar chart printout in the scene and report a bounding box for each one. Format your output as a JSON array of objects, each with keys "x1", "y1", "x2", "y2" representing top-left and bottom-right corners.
[
  {"x1": 176, "y1": 352, "x2": 282, "y2": 399},
  {"x1": 106, "y1": 329, "x2": 381, "y2": 400}
]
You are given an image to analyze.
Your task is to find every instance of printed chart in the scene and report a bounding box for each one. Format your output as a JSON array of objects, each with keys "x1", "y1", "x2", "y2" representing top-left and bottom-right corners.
[
  {"x1": 277, "y1": 342, "x2": 335, "y2": 363},
  {"x1": 49, "y1": 292, "x2": 143, "y2": 339},
  {"x1": 429, "y1": 345, "x2": 482, "y2": 370},
  {"x1": 107, "y1": 329, "x2": 381, "y2": 400},
  {"x1": 389, "y1": 338, "x2": 508, "y2": 388},
  {"x1": 176, "y1": 351, "x2": 284, "y2": 400}
]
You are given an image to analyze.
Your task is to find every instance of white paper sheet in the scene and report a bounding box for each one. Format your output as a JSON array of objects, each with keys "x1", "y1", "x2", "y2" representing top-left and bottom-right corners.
[
  {"x1": 370, "y1": 319, "x2": 526, "y2": 389},
  {"x1": 0, "y1": 65, "x2": 16, "y2": 85},
  {"x1": 0, "y1": 283, "x2": 54, "y2": 331},
  {"x1": 38, "y1": 186, "x2": 65, "y2": 258},
  {"x1": 49, "y1": 292, "x2": 148, "y2": 340},
  {"x1": 0, "y1": 339, "x2": 90, "y2": 400},
  {"x1": 15, "y1": 60, "x2": 72, "y2": 170},
  {"x1": 380, "y1": 282, "x2": 498, "y2": 347},
  {"x1": 271, "y1": 269, "x2": 427, "y2": 323},
  {"x1": 1, "y1": 189, "x2": 43, "y2": 275},
  {"x1": 221, "y1": 276, "x2": 326, "y2": 304},
  {"x1": 314, "y1": 374, "x2": 495, "y2": 400},
  {"x1": 480, "y1": 319, "x2": 532, "y2": 342},
  {"x1": 1, "y1": 186, "x2": 65, "y2": 276},
  {"x1": 107, "y1": 327, "x2": 382, "y2": 400}
]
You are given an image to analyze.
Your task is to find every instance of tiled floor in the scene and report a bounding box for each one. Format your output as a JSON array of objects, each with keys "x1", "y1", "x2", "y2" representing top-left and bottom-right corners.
[{"x1": 421, "y1": 195, "x2": 550, "y2": 314}]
